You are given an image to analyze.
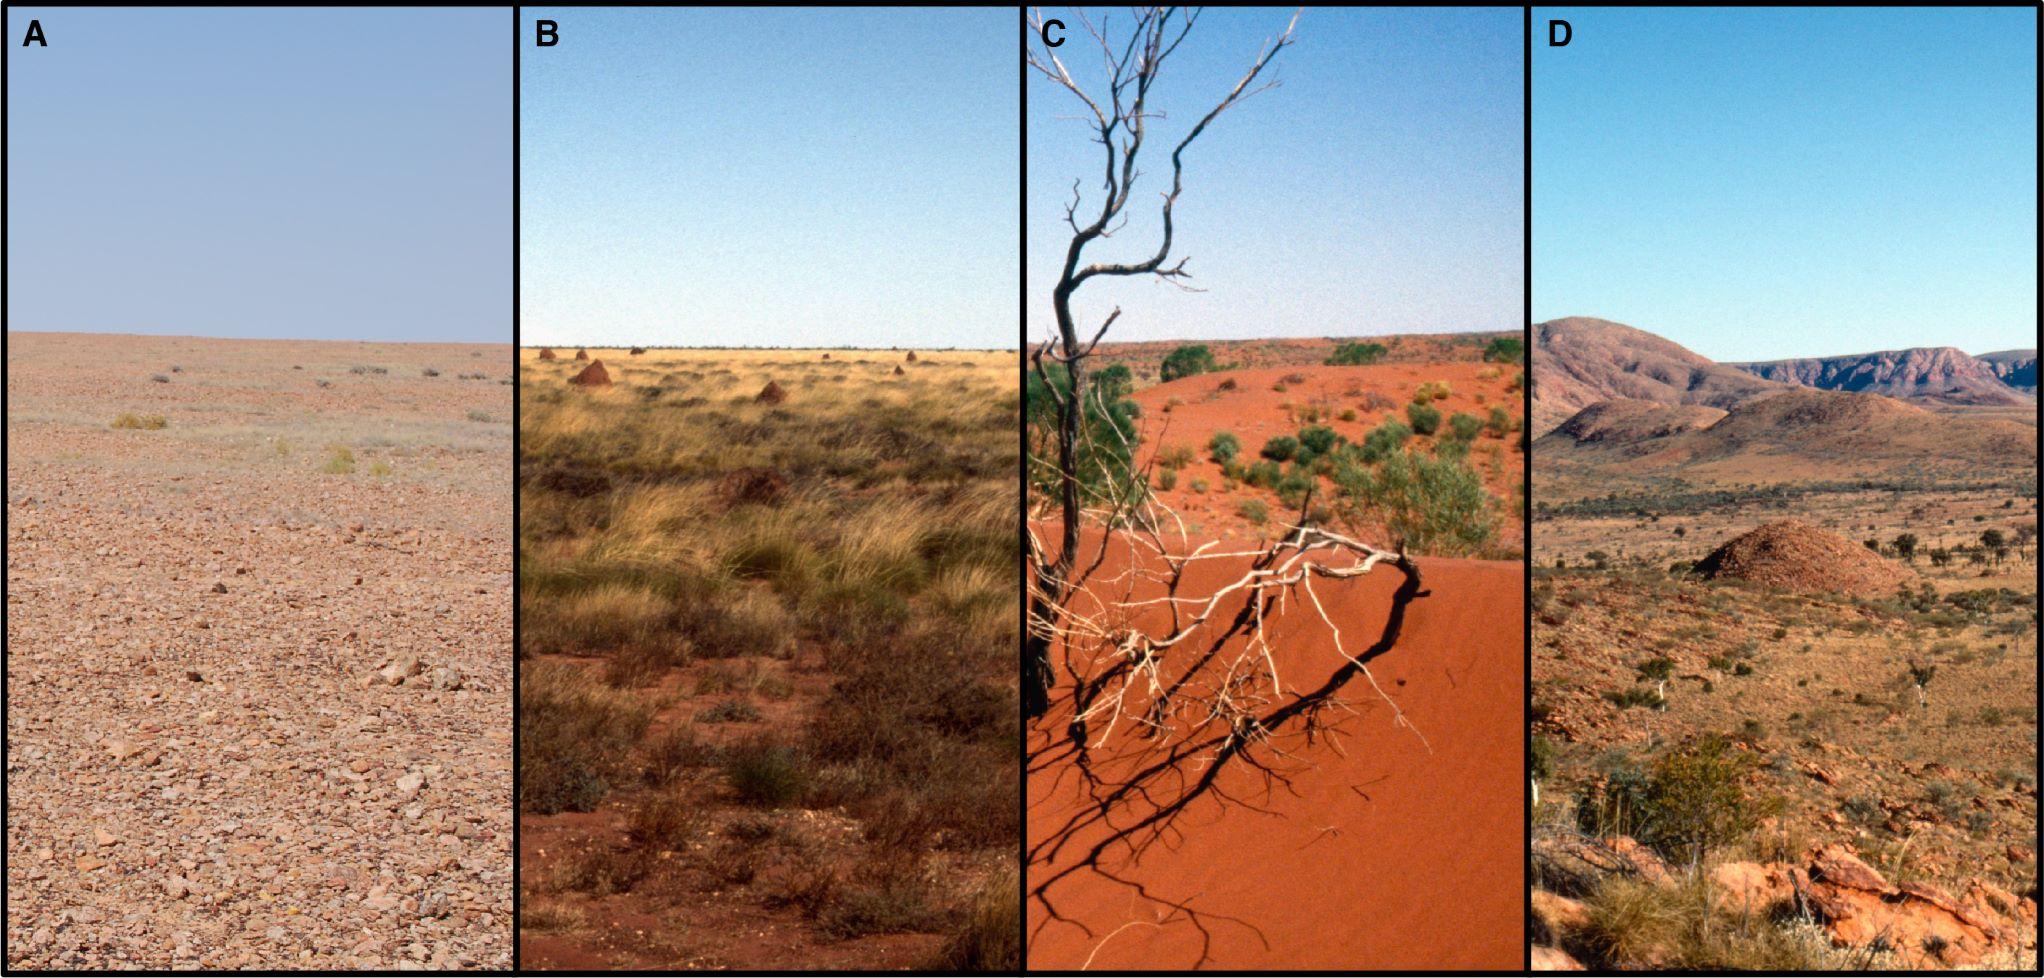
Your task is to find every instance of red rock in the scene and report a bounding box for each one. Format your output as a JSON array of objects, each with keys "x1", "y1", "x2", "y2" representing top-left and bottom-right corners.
[
  {"x1": 755, "y1": 381, "x2": 787, "y2": 404},
  {"x1": 1809, "y1": 844, "x2": 1887, "y2": 892},
  {"x1": 537, "y1": 347, "x2": 557, "y2": 360},
  {"x1": 1709, "y1": 861, "x2": 1794, "y2": 914}
]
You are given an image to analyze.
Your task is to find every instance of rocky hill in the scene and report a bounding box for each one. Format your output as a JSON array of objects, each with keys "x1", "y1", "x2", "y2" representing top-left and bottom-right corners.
[
  {"x1": 1730, "y1": 346, "x2": 2031, "y2": 406},
  {"x1": 1538, "y1": 387, "x2": 2037, "y2": 491},
  {"x1": 1531, "y1": 317, "x2": 1786, "y2": 437},
  {"x1": 1978, "y1": 349, "x2": 2038, "y2": 393}
]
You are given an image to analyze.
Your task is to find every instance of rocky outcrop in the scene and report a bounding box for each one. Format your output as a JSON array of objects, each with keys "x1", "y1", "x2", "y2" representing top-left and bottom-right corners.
[
  {"x1": 1978, "y1": 349, "x2": 2038, "y2": 392},
  {"x1": 1731, "y1": 346, "x2": 2030, "y2": 406},
  {"x1": 1530, "y1": 838, "x2": 2038, "y2": 969},
  {"x1": 1531, "y1": 317, "x2": 1786, "y2": 436}
]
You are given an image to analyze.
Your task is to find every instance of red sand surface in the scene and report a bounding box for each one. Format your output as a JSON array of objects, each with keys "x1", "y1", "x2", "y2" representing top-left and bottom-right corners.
[
  {"x1": 1026, "y1": 528, "x2": 1525, "y2": 969},
  {"x1": 1127, "y1": 361, "x2": 1524, "y2": 546}
]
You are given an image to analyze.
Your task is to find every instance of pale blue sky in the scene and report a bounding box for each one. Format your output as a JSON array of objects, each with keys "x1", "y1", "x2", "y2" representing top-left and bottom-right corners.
[
  {"x1": 1027, "y1": 6, "x2": 1524, "y2": 344},
  {"x1": 520, "y1": 7, "x2": 1018, "y2": 349},
  {"x1": 6, "y1": 8, "x2": 510, "y2": 342},
  {"x1": 1534, "y1": 7, "x2": 2038, "y2": 361}
]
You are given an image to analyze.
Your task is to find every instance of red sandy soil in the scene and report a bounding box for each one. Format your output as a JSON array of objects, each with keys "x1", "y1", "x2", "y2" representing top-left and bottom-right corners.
[
  {"x1": 1027, "y1": 528, "x2": 1524, "y2": 969},
  {"x1": 1129, "y1": 361, "x2": 1525, "y2": 547},
  {"x1": 517, "y1": 650, "x2": 954, "y2": 971}
]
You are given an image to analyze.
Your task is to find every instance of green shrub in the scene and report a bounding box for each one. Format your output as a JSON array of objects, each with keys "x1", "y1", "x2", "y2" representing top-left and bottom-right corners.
[
  {"x1": 1482, "y1": 336, "x2": 1525, "y2": 364},
  {"x1": 1486, "y1": 406, "x2": 1513, "y2": 438},
  {"x1": 1325, "y1": 340, "x2": 1387, "y2": 366},
  {"x1": 1155, "y1": 468, "x2": 1178, "y2": 491},
  {"x1": 1237, "y1": 499, "x2": 1271, "y2": 524},
  {"x1": 1297, "y1": 424, "x2": 1339, "y2": 457},
  {"x1": 1243, "y1": 459, "x2": 1283, "y2": 487},
  {"x1": 1025, "y1": 362, "x2": 1142, "y2": 509},
  {"x1": 1359, "y1": 419, "x2": 1413, "y2": 463},
  {"x1": 1207, "y1": 431, "x2": 1241, "y2": 463},
  {"x1": 1334, "y1": 446, "x2": 1496, "y2": 556},
  {"x1": 1160, "y1": 344, "x2": 1218, "y2": 382},
  {"x1": 1406, "y1": 401, "x2": 1442, "y2": 436},
  {"x1": 1260, "y1": 435, "x2": 1300, "y2": 462},
  {"x1": 1577, "y1": 735, "x2": 1776, "y2": 865},
  {"x1": 1447, "y1": 411, "x2": 1483, "y2": 442}
]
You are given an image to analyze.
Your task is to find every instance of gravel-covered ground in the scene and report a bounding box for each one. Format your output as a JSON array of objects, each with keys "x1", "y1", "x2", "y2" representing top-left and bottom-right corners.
[{"x1": 6, "y1": 332, "x2": 513, "y2": 970}]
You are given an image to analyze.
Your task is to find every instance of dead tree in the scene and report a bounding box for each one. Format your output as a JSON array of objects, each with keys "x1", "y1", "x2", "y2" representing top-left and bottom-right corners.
[
  {"x1": 1026, "y1": 5, "x2": 1298, "y2": 717},
  {"x1": 1023, "y1": 9, "x2": 1439, "y2": 961}
]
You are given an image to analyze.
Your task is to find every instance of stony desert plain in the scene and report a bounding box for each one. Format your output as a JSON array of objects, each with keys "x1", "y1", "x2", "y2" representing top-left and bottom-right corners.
[{"x1": 5, "y1": 331, "x2": 514, "y2": 969}]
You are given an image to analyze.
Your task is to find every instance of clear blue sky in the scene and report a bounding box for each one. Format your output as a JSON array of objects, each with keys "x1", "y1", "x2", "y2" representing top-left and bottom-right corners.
[
  {"x1": 1027, "y1": 6, "x2": 1523, "y2": 344},
  {"x1": 521, "y1": 8, "x2": 1017, "y2": 349},
  {"x1": 1534, "y1": 7, "x2": 2038, "y2": 361},
  {"x1": 6, "y1": 8, "x2": 510, "y2": 343}
]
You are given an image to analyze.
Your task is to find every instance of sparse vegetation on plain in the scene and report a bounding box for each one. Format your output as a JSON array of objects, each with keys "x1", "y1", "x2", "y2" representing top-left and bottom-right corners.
[{"x1": 518, "y1": 347, "x2": 1016, "y2": 969}]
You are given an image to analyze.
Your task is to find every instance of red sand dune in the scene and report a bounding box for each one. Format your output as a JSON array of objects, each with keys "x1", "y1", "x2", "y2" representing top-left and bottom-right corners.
[
  {"x1": 1027, "y1": 527, "x2": 1524, "y2": 969},
  {"x1": 1128, "y1": 361, "x2": 1525, "y2": 545}
]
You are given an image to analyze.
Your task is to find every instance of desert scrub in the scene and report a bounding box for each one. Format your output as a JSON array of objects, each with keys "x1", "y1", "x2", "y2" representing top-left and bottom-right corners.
[
  {"x1": 1575, "y1": 735, "x2": 1779, "y2": 865},
  {"x1": 1577, "y1": 873, "x2": 1837, "y2": 970},
  {"x1": 1207, "y1": 431, "x2": 1241, "y2": 463},
  {"x1": 1325, "y1": 340, "x2": 1386, "y2": 366},
  {"x1": 520, "y1": 661, "x2": 654, "y2": 814},
  {"x1": 1405, "y1": 400, "x2": 1442, "y2": 436},
  {"x1": 1259, "y1": 435, "x2": 1299, "y2": 462},
  {"x1": 927, "y1": 865, "x2": 1021, "y2": 971},
  {"x1": 695, "y1": 698, "x2": 762, "y2": 724},
  {"x1": 110, "y1": 412, "x2": 168, "y2": 430},
  {"x1": 721, "y1": 736, "x2": 809, "y2": 806},
  {"x1": 322, "y1": 445, "x2": 357, "y2": 474},
  {"x1": 628, "y1": 787, "x2": 705, "y2": 851},
  {"x1": 1447, "y1": 411, "x2": 1483, "y2": 442},
  {"x1": 1334, "y1": 446, "x2": 1496, "y2": 556}
]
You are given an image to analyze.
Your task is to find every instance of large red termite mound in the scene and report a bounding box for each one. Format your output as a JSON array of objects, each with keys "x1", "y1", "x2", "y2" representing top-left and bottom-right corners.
[{"x1": 568, "y1": 360, "x2": 612, "y2": 387}]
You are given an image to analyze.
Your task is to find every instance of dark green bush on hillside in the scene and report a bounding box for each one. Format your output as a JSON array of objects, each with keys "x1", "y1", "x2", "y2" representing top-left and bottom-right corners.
[
  {"x1": 1326, "y1": 341, "x2": 1388, "y2": 366},
  {"x1": 1208, "y1": 431, "x2": 1241, "y2": 463},
  {"x1": 1575, "y1": 735, "x2": 1778, "y2": 865},
  {"x1": 1359, "y1": 419, "x2": 1413, "y2": 463},
  {"x1": 1448, "y1": 411, "x2": 1483, "y2": 442},
  {"x1": 1406, "y1": 401, "x2": 1442, "y2": 436},
  {"x1": 1296, "y1": 424, "x2": 1339, "y2": 458},
  {"x1": 1025, "y1": 363, "x2": 1141, "y2": 509},
  {"x1": 1483, "y1": 336, "x2": 1525, "y2": 365},
  {"x1": 1160, "y1": 344, "x2": 1218, "y2": 382},
  {"x1": 1260, "y1": 435, "x2": 1300, "y2": 462}
]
